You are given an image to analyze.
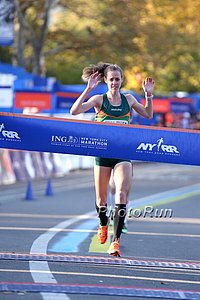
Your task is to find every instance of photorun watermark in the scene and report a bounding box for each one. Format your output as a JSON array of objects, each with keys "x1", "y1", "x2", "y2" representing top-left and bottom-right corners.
[
  {"x1": 107, "y1": 205, "x2": 173, "y2": 218},
  {"x1": 127, "y1": 206, "x2": 173, "y2": 218}
]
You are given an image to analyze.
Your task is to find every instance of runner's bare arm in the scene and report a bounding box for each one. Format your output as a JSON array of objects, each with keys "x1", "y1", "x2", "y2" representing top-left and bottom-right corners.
[
  {"x1": 125, "y1": 94, "x2": 151, "y2": 119},
  {"x1": 127, "y1": 77, "x2": 154, "y2": 119},
  {"x1": 132, "y1": 98, "x2": 153, "y2": 119},
  {"x1": 70, "y1": 93, "x2": 101, "y2": 115},
  {"x1": 70, "y1": 72, "x2": 102, "y2": 115}
]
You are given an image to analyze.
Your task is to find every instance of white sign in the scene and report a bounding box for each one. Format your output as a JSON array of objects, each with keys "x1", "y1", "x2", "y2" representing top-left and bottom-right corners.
[
  {"x1": 0, "y1": 73, "x2": 16, "y2": 86},
  {"x1": 0, "y1": 88, "x2": 13, "y2": 107}
]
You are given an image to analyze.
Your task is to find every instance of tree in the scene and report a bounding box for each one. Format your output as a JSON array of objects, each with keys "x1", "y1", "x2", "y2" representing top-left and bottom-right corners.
[
  {"x1": 124, "y1": 0, "x2": 200, "y2": 93},
  {"x1": 14, "y1": 0, "x2": 54, "y2": 74},
  {"x1": 12, "y1": 0, "x2": 200, "y2": 92}
]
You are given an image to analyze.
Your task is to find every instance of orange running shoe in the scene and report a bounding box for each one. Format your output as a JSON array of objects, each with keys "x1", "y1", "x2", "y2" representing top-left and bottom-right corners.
[
  {"x1": 97, "y1": 219, "x2": 109, "y2": 244},
  {"x1": 107, "y1": 240, "x2": 120, "y2": 257}
]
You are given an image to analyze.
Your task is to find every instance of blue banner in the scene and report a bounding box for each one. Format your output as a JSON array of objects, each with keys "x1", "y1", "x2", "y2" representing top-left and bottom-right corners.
[
  {"x1": 170, "y1": 102, "x2": 193, "y2": 113},
  {"x1": 0, "y1": 113, "x2": 200, "y2": 166}
]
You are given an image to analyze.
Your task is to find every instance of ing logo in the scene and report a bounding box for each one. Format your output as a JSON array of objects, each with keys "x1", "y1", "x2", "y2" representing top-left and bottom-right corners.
[{"x1": 51, "y1": 135, "x2": 79, "y2": 144}]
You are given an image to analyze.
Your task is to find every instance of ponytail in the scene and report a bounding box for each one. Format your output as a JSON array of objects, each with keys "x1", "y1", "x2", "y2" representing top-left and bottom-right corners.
[{"x1": 82, "y1": 62, "x2": 123, "y2": 82}]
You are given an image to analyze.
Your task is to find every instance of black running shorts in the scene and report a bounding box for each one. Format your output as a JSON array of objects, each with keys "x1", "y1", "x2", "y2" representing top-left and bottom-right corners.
[{"x1": 95, "y1": 157, "x2": 131, "y2": 169}]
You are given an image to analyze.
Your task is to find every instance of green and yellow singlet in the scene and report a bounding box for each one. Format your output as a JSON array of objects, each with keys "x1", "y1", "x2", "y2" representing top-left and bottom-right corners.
[{"x1": 95, "y1": 93, "x2": 132, "y2": 124}]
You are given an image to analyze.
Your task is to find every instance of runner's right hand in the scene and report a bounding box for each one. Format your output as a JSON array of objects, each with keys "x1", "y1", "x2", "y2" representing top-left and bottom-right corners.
[{"x1": 87, "y1": 72, "x2": 102, "y2": 90}]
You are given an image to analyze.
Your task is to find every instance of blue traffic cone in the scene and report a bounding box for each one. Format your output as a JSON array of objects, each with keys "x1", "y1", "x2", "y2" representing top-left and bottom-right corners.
[
  {"x1": 25, "y1": 181, "x2": 34, "y2": 200},
  {"x1": 45, "y1": 178, "x2": 53, "y2": 196}
]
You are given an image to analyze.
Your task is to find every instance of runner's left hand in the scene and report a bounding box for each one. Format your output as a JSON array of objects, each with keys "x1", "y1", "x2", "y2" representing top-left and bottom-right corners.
[{"x1": 142, "y1": 77, "x2": 154, "y2": 95}]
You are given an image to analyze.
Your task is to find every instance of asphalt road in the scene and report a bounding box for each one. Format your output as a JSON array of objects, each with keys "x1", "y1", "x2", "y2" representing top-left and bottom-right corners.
[{"x1": 0, "y1": 162, "x2": 200, "y2": 300}]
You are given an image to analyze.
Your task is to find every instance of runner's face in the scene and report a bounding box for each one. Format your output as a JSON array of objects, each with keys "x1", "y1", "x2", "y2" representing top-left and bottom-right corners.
[{"x1": 105, "y1": 71, "x2": 123, "y2": 92}]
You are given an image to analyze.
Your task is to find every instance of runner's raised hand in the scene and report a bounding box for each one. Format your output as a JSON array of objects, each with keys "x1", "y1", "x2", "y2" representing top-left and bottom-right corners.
[
  {"x1": 87, "y1": 72, "x2": 102, "y2": 90},
  {"x1": 142, "y1": 77, "x2": 154, "y2": 95}
]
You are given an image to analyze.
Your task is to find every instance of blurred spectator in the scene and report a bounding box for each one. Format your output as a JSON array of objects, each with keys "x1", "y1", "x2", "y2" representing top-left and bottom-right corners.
[
  {"x1": 181, "y1": 112, "x2": 190, "y2": 129},
  {"x1": 164, "y1": 112, "x2": 173, "y2": 127}
]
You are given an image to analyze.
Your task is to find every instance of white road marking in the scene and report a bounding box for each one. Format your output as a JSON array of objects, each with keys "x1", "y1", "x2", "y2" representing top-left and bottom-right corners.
[
  {"x1": 28, "y1": 182, "x2": 200, "y2": 299},
  {"x1": 0, "y1": 226, "x2": 199, "y2": 238},
  {"x1": 1, "y1": 268, "x2": 200, "y2": 285},
  {"x1": 0, "y1": 213, "x2": 96, "y2": 219},
  {"x1": 1, "y1": 213, "x2": 200, "y2": 224},
  {"x1": 29, "y1": 212, "x2": 95, "y2": 300}
]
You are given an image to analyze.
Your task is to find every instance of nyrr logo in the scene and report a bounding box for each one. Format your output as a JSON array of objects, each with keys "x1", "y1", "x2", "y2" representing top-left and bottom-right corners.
[
  {"x1": 136, "y1": 137, "x2": 180, "y2": 156},
  {"x1": 0, "y1": 123, "x2": 21, "y2": 140}
]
